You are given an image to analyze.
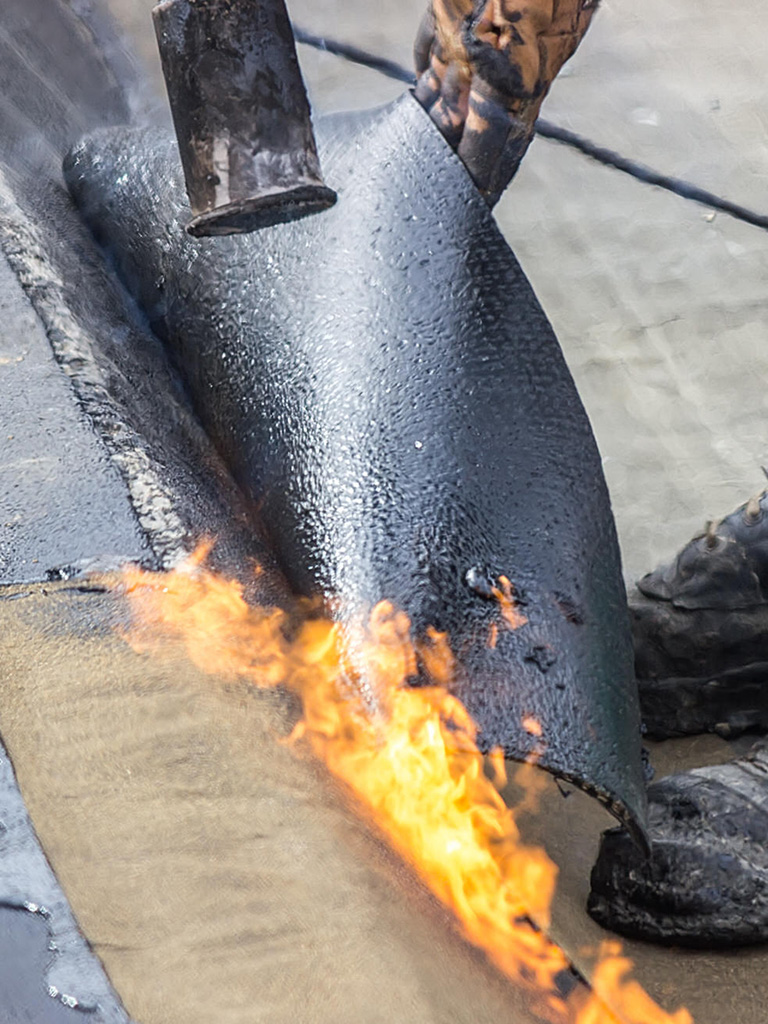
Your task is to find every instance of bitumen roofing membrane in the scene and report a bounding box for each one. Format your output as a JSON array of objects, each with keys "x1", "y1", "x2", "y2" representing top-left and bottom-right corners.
[{"x1": 1, "y1": 0, "x2": 767, "y2": 1022}]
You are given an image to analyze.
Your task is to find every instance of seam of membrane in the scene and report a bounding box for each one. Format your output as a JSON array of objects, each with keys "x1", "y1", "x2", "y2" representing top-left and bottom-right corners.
[{"x1": 0, "y1": 168, "x2": 189, "y2": 569}]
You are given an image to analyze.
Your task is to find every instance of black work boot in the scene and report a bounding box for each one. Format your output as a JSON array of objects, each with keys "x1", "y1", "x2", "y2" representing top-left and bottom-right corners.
[
  {"x1": 588, "y1": 740, "x2": 768, "y2": 947},
  {"x1": 631, "y1": 488, "x2": 768, "y2": 740},
  {"x1": 588, "y1": 490, "x2": 768, "y2": 946}
]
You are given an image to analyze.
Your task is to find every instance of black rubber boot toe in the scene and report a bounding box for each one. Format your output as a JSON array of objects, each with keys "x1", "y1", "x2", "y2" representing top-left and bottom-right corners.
[{"x1": 588, "y1": 741, "x2": 768, "y2": 947}]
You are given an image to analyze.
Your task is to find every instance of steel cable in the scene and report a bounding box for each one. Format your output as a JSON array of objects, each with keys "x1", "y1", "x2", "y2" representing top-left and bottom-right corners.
[{"x1": 293, "y1": 24, "x2": 768, "y2": 232}]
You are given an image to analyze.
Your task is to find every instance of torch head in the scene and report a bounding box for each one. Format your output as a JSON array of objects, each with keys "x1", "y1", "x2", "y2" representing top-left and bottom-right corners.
[{"x1": 152, "y1": 0, "x2": 336, "y2": 236}]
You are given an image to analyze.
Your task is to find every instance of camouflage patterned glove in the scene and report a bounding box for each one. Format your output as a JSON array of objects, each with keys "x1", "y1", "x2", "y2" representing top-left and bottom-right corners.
[{"x1": 414, "y1": 0, "x2": 599, "y2": 204}]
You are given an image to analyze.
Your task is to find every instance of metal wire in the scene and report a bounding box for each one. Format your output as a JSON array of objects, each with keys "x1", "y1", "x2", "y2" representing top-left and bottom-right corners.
[
  {"x1": 294, "y1": 24, "x2": 768, "y2": 232},
  {"x1": 533, "y1": 121, "x2": 768, "y2": 231},
  {"x1": 293, "y1": 26, "x2": 415, "y2": 85}
]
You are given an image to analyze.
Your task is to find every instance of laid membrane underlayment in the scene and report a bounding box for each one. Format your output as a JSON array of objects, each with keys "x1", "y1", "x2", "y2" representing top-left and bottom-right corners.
[
  {"x1": 3, "y1": 579, "x2": 768, "y2": 1024},
  {"x1": 0, "y1": 583, "x2": 542, "y2": 1024}
]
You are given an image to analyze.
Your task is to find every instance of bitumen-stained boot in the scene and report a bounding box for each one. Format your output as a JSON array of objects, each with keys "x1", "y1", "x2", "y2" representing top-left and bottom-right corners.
[
  {"x1": 630, "y1": 487, "x2": 768, "y2": 740},
  {"x1": 588, "y1": 739, "x2": 768, "y2": 947},
  {"x1": 589, "y1": 494, "x2": 768, "y2": 948}
]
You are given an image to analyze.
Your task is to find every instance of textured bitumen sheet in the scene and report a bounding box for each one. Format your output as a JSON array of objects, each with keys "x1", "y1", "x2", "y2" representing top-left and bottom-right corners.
[
  {"x1": 64, "y1": 94, "x2": 647, "y2": 841},
  {"x1": 1, "y1": 0, "x2": 648, "y2": 1000}
]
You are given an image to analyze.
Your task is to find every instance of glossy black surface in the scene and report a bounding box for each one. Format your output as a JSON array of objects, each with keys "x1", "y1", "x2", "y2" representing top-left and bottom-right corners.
[{"x1": 66, "y1": 95, "x2": 646, "y2": 836}]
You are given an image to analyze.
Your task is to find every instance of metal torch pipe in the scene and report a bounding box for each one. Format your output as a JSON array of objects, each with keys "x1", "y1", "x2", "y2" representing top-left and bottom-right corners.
[{"x1": 152, "y1": 0, "x2": 336, "y2": 236}]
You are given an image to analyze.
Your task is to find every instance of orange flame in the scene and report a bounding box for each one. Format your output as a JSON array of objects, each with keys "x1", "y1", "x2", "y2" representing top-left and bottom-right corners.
[
  {"x1": 493, "y1": 574, "x2": 529, "y2": 631},
  {"x1": 118, "y1": 551, "x2": 692, "y2": 1024}
]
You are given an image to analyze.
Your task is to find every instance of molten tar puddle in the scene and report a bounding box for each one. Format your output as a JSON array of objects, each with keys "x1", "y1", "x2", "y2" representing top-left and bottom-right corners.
[{"x1": 119, "y1": 547, "x2": 692, "y2": 1024}]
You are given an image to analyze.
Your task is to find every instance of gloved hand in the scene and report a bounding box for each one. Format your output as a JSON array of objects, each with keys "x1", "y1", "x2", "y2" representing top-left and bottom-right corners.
[{"x1": 414, "y1": 0, "x2": 599, "y2": 204}]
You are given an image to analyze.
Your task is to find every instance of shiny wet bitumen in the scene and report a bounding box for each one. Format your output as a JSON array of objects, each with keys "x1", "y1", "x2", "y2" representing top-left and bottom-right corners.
[
  {"x1": 64, "y1": 94, "x2": 647, "y2": 839},
  {"x1": 0, "y1": 908, "x2": 84, "y2": 1022}
]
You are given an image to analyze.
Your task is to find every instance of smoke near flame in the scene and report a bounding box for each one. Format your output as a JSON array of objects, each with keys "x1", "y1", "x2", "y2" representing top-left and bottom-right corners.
[{"x1": 119, "y1": 547, "x2": 692, "y2": 1024}]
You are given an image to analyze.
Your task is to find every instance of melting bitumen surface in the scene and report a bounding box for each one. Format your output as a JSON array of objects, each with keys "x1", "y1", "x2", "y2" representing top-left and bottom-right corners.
[{"x1": 0, "y1": 908, "x2": 90, "y2": 1023}]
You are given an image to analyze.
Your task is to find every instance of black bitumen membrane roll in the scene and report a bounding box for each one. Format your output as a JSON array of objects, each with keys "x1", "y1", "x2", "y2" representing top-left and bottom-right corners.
[{"x1": 64, "y1": 93, "x2": 647, "y2": 841}]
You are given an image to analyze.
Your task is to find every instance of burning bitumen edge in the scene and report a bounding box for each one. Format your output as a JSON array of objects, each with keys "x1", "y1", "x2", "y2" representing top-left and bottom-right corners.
[{"x1": 1, "y1": 0, "x2": 768, "y2": 1020}]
